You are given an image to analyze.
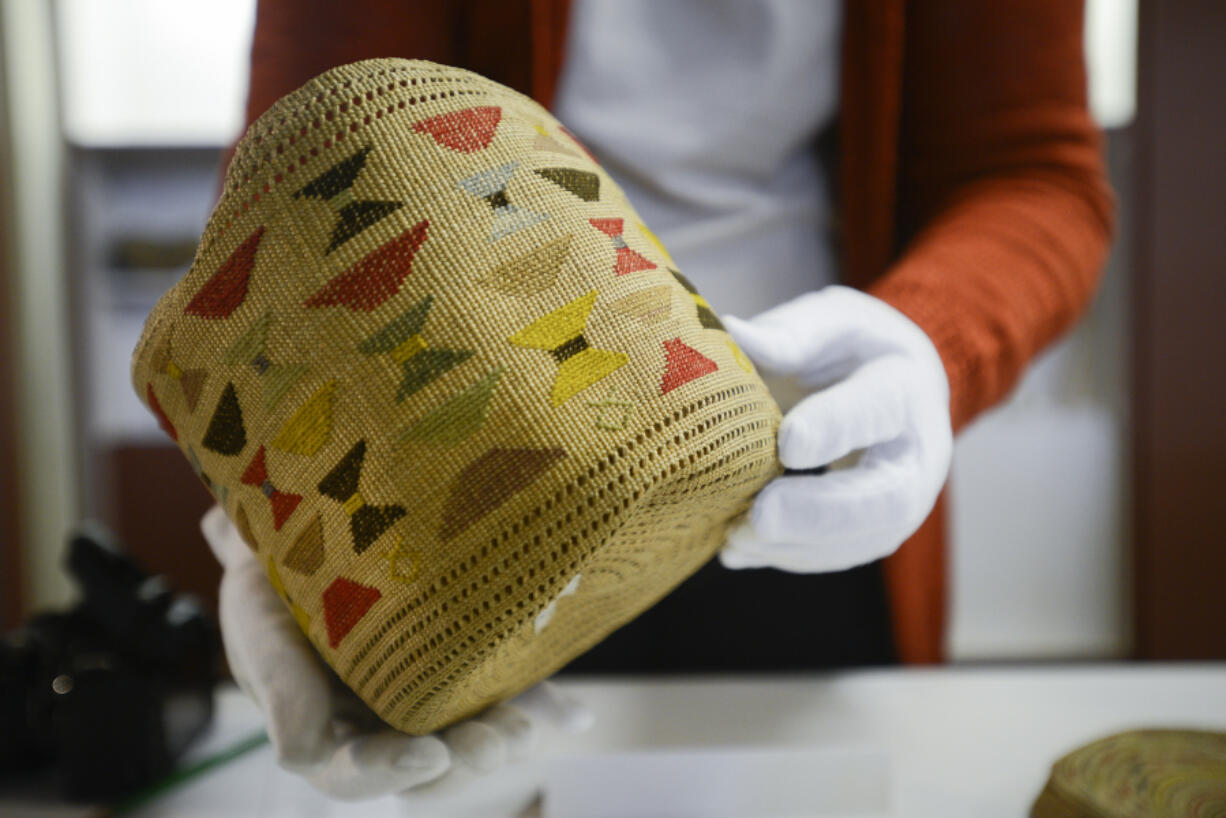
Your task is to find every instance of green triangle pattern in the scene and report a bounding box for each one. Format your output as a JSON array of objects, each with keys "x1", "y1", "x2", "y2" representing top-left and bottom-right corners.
[{"x1": 399, "y1": 368, "x2": 504, "y2": 446}]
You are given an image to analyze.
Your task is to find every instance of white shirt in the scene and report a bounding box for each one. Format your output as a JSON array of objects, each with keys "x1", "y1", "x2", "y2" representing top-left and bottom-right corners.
[{"x1": 552, "y1": 0, "x2": 843, "y2": 317}]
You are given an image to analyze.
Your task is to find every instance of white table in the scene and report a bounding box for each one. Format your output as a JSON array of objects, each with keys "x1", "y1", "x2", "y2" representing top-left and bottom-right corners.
[{"x1": 121, "y1": 664, "x2": 1226, "y2": 818}]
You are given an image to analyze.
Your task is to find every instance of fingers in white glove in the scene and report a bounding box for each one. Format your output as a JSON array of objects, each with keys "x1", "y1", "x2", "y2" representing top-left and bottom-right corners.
[
  {"x1": 218, "y1": 559, "x2": 333, "y2": 770},
  {"x1": 724, "y1": 288, "x2": 896, "y2": 383},
  {"x1": 745, "y1": 354, "x2": 943, "y2": 557},
  {"x1": 200, "y1": 503, "x2": 254, "y2": 571},
  {"x1": 725, "y1": 286, "x2": 948, "y2": 399},
  {"x1": 444, "y1": 718, "x2": 511, "y2": 774},
  {"x1": 721, "y1": 386, "x2": 948, "y2": 573},
  {"x1": 720, "y1": 457, "x2": 919, "y2": 574},
  {"x1": 205, "y1": 503, "x2": 333, "y2": 769},
  {"x1": 202, "y1": 503, "x2": 593, "y2": 802},
  {"x1": 776, "y1": 355, "x2": 913, "y2": 470},
  {"x1": 219, "y1": 558, "x2": 455, "y2": 799},
  {"x1": 720, "y1": 286, "x2": 952, "y2": 574},
  {"x1": 304, "y1": 730, "x2": 451, "y2": 801},
  {"x1": 474, "y1": 703, "x2": 537, "y2": 762},
  {"x1": 509, "y1": 680, "x2": 597, "y2": 735},
  {"x1": 442, "y1": 681, "x2": 594, "y2": 774}
]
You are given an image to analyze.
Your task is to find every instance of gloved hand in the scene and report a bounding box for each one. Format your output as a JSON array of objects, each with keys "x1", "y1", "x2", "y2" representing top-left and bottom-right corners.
[
  {"x1": 200, "y1": 505, "x2": 593, "y2": 802},
  {"x1": 719, "y1": 285, "x2": 953, "y2": 574}
]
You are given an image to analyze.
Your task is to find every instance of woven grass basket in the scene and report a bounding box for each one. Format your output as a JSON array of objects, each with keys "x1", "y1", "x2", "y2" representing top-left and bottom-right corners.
[
  {"x1": 1031, "y1": 729, "x2": 1226, "y2": 817},
  {"x1": 132, "y1": 58, "x2": 782, "y2": 734}
]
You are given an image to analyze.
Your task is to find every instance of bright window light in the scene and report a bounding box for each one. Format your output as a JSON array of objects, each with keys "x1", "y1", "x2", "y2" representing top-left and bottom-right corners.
[
  {"x1": 1085, "y1": 0, "x2": 1138, "y2": 129},
  {"x1": 57, "y1": 0, "x2": 256, "y2": 146}
]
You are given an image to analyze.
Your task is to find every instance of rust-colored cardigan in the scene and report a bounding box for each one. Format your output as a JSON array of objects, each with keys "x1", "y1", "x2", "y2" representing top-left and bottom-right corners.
[{"x1": 240, "y1": 0, "x2": 1115, "y2": 663}]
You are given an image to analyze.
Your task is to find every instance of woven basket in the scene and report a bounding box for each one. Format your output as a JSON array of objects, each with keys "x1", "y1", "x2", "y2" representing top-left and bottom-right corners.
[
  {"x1": 1031, "y1": 729, "x2": 1226, "y2": 817},
  {"x1": 132, "y1": 58, "x2": 782, "y2": 734}
]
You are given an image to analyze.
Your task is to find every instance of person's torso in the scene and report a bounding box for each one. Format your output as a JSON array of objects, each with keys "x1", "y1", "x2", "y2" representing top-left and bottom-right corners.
[
  {"x1": 550, "y1": 0, "x2": 896, "y2": 674},
  {"x1": 551, "y1": 0, "x2": 843, "y2": 317}
]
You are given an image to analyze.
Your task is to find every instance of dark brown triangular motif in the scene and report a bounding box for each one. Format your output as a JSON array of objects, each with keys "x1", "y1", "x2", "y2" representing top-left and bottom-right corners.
[
  {"x1": 202, "y1": 382, "x2": 247, "y2": 455},
  {"x1": 294, "y1": 146, "x2": 403, "y2": 254},
  {"x1": 318, "y1": 441, "x2": 407, "y2": 553},
  {"x1": 439, "y1": 447, "x2": 566, "y2": 541},
  {"x1": 671, "y1": 268, "x2": 726, "y2": 331},
  {"x1": 534, "y1": 167, "x2": 600, "y2": 202}
]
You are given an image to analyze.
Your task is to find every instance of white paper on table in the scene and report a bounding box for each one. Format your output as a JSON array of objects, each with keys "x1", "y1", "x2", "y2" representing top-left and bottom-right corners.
[{"x1": 542, "y1": 745, "x2": 891, "y2": 818}]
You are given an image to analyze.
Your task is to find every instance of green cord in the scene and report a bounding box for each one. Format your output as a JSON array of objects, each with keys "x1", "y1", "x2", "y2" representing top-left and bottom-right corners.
[{"x1": 110, "y1": 730, "x2": 270, "y2": 816}]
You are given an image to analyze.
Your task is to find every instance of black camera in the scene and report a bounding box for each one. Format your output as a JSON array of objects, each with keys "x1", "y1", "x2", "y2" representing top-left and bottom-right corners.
[{"x1": 0, "y1": 523, "x2": 218, "y2": 802}]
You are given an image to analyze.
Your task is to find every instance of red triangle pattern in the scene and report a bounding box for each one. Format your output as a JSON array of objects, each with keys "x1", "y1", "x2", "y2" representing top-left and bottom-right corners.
[
  {"x1": 323, "y1": 577, "x2": 381, "y2": 648},
  {"x1": 589, "y1": 218, "x2": 657, "y2": 276},
  {"x1": 240, "y1": 446, "x2": 303, "y2": 531},
  {"x1": 185, "y1": 226, "x2": 265, "y2": 318},
  {"x1": 240, "y1": 444, "x2": 270, "y2": 486},
  {"x1": 305, "y1": 220, "x2": 429, "y2": 312},
  {"x1": 269, "y1": 492, "x2": 302, "y2": 531},
  {"x1": 660, "y1": 338, "x2": 718, "y2": 394},
  {"x1": 615, "y1": 247, "x2": 656, "y2": 276},
  {"x1": 413, "y1": 106, "x2": 502, "y2": 153},
  {"x1": 588, "y1": 217, "x2": 623, "y2": 238}
]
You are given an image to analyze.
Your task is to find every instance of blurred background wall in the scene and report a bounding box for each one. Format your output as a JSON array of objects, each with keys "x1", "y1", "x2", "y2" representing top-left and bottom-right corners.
[
  {"x1": 0, "y1": 0, "x2": 1220, "y2": 663},
  {"x1": 1, "y1": 0, "x2": 80, "y2": 621},
  {"x1": 0, "y1": 0, "x2": 257, "y2": 626}
]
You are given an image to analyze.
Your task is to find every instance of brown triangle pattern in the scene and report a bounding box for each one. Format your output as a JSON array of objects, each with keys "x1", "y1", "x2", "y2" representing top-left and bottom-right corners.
[
  {"x1": 610, "y1": 286, "x2": 672, "y2": 324},
  {"x1": 440, "y1": 447, "x2": 566, "y2": 541},
  {"x1": 284, "y1": 515, "x2": 325, "y2": 576},
  {"x1": 479, "y1": 234, "x2": 572, "y2": 296},
  {"x1": 202, "y1": 382, "x2": 246, "y2": 455}
]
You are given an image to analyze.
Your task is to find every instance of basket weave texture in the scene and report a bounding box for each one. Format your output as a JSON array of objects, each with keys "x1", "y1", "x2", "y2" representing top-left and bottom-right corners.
[
  {"x1": 1031, "y1": 729, "x2": 1226, "y2": 817},
  {"x1": 132, "y1": 59, "x2": 782, "y2": 733}
]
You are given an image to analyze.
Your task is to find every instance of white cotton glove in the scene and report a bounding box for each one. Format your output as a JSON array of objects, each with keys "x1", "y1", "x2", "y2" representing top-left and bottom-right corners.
[
  {"x1": 200, "y1": 505, "x2": 593, "y2": 802},
  {"x1": 719, "y1": 285, "x2": 953, "y2": 574}
]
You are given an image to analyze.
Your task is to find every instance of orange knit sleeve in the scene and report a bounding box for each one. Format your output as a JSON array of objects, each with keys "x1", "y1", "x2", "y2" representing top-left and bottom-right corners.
[{"x1": 868, "y1": 0, "x2": 1115, "y2": 432}]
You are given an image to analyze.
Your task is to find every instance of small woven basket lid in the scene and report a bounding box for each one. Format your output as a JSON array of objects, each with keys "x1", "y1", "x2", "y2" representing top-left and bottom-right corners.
[
  {"x1": 1031, "y1": 729, "x2": 1226, "y2": 817},
  {"x1": 132, "y1": 58, "x2": 782, "y2": 734}
]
